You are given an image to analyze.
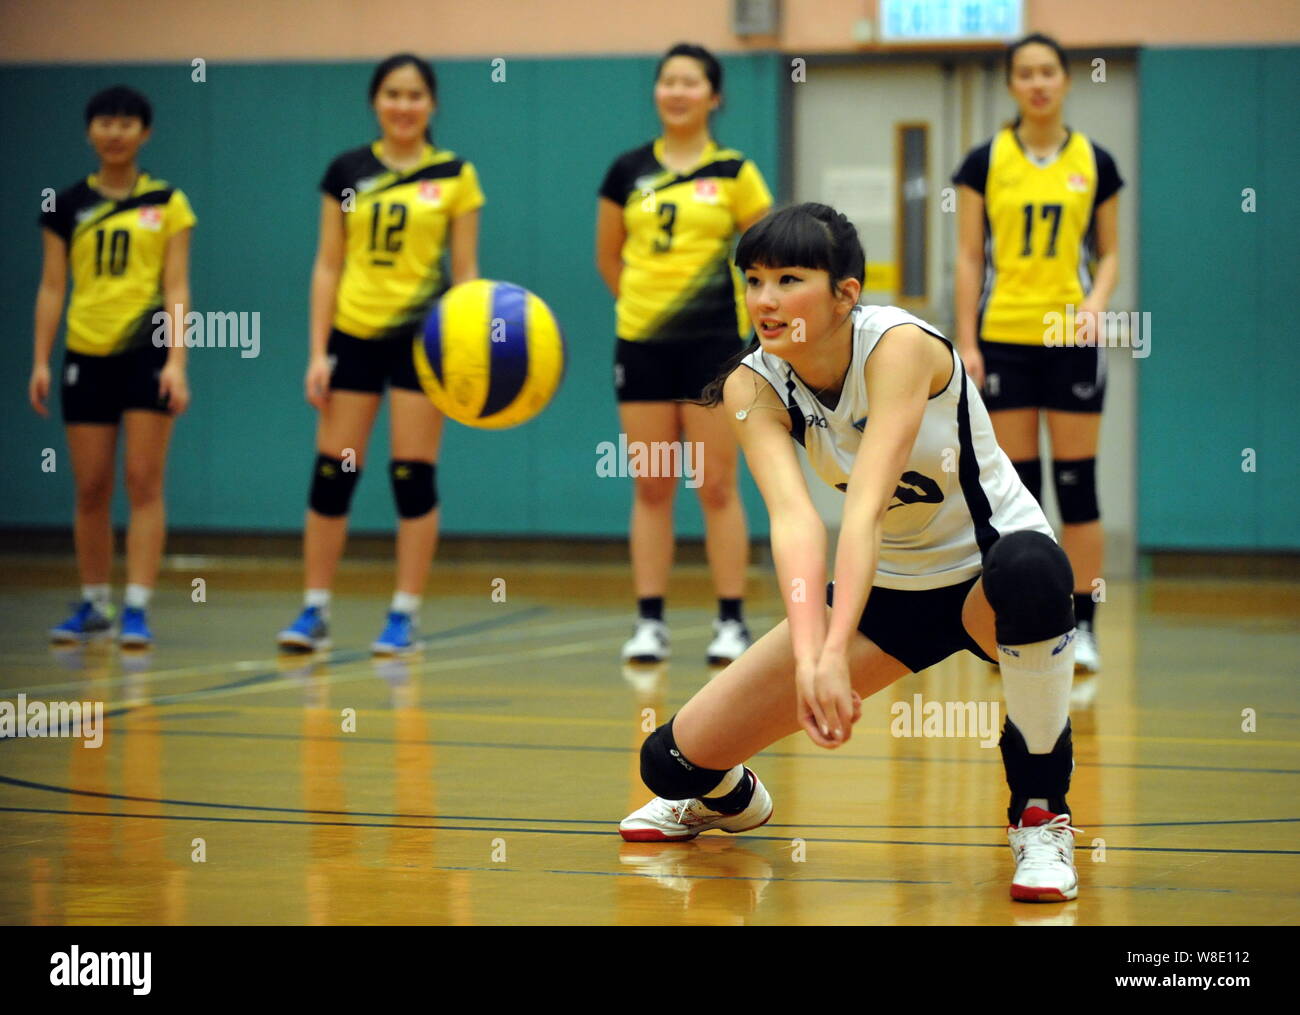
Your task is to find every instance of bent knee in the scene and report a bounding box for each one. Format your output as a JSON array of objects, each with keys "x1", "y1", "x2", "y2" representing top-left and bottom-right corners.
[{"x1": 982, "y1": 530, "x2": 1075, "y2": 643}]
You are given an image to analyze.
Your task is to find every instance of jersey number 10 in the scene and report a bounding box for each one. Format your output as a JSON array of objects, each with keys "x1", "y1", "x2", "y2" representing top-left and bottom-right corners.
[
  {"x1": 94, "y1": 228, "x2": 130, "y2": 276},
  {"x1": 1020, "y1": 203, "x2": 1063, "y2": 258}
]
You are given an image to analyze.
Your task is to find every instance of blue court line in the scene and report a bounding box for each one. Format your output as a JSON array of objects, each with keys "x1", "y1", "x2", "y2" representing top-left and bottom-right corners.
[
  {"x1": 430, "y1": 865, "x2": 952, "y2": 886},
  {"x1": 24, "y1": 725, "x2": 1295, "y2": 776},
  {"x1": 543, "y1": 868, "x2": 952, "y2": 886},
  {"x1": 1, "y1": 774, "x2": 1296, "y2": 832},
  {"x1": 2, "y1": 806, "x2": 1298, "y2": 857}
]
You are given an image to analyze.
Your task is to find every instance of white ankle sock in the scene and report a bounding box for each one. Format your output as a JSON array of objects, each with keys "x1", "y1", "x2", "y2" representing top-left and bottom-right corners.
[
  {"x1": 702, "y1": 765, "x2": 745, "y2": 799},
  {"x1": 124, "y1": 584, "x2": 152, "y2": 609},
  {"x1": 305, "y1": 589, "x2": 331, "y2": 615},
  {"x1": 391, "y1": 591, "x2": 421, "y2": 615},
  {"x1": 82, "y1": 584, "x2": 111, "y2": 606},
  {"x1": 998, "y1": 631, "x2": 1074, "y2": 753}
]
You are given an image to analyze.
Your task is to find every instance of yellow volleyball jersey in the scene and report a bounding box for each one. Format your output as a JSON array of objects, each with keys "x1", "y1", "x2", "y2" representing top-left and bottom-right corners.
[
  {"x1": 321, "y1": 142, "x2": 485, "y2": 340},
  {"x1": 39, "y1": 172, "x2": 196, "y2": 356},
  {"x1": 599, "y1": 138, "x2": 772, "y2": 343},
  {"x1": 953, "y1": 127, "x2": 1123, "y2": 345}
]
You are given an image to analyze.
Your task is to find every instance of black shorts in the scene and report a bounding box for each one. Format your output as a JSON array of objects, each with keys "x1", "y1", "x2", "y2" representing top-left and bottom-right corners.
[
  {"x1": 979, "y1": 340, "x2": 1106, "y2": 413},
  {"x1": 827, "y1": 575, "x2": 995, "y2": 673},
  {"x1": 61, "y1": 343, "x2": 170, "y2": 424},
  {"x1": 614, "y1": 337, "x2": 744, "y2": 403},
  {"x1": 328, "y1": 328, "x2": 423, "y2": 394}
]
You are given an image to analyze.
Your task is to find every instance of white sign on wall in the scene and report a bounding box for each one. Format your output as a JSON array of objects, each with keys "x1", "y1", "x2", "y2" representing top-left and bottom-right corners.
[
  {"x1": 880, "y1": 0, "x2": 1024, "y2": 42},
  {"x1": 823, "y1": 167, "x2": 893, "y2": 225}
]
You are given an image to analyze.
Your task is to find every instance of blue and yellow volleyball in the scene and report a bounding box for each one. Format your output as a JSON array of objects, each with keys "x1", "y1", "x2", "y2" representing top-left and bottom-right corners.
[{"x1": 415, "y1": 280, "x2": 565, "y2": 429}]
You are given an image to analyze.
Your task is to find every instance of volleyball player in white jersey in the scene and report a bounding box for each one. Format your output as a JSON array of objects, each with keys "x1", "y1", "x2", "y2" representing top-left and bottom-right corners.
[{"x1": 620, "y1": 204, "x2": 1081, "y2": 902}]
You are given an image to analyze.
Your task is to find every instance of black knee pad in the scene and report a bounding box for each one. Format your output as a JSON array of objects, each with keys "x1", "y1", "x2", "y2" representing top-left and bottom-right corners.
[
  {"x1": 983, "y1": 530, "x2": 1075, "y2": 644},
  {"x1": 390, "y1": 460, "x2": 437, "y2": 518},
  {"x1": 1011, "y1": 458, "x2": 1043, "y2": 503},
  {"x1": 1053, "y1": 457, "x2": 1099, "y2": 524},
  {"x1": 309, "y1": 454, "x2": 360, "y2": 517},
  {"x1": 1000, "y1": 718, "x2": 1073, "y2": 823},
  {"x1": 640, "y1": 718, "x2": 731, "y2": 800}
]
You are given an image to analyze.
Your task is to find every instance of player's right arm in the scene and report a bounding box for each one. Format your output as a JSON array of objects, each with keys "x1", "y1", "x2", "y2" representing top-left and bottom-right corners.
[
  {"x1": 723, "y1": 366, "x2": 833, "y2": 734},
  {"x1": 594, "y1": 197, "x2": 625, "y2": 299},
  {"x1": 29, "y1": 228, "x2": 67, "y2": 417},
  {"x1": 954, "y1": 183, "x2": 986, "y2": 387},
  {"x1": 306, "y1": 195, "x2": 346, "y2": 408}
]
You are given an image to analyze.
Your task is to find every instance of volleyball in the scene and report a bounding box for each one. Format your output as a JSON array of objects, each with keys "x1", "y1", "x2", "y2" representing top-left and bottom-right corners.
[{"x1": 414, "y1": 279, "x2": 565, "y2": 429}]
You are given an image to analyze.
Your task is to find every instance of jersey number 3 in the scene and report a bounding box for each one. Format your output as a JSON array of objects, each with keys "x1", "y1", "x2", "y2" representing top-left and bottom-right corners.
[{"x1": 652, "y1": 202, "x2": 677, "y2": 253}]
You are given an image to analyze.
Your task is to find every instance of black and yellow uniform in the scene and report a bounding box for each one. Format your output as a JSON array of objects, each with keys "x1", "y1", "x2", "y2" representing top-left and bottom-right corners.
[
  {"x1": 320, "y1": 141, "x2": 484, "y2": 392},
  {"x1": 39, "y1": 171, "x2": 196, "y2": 423},
  {"x1": 953, "y1": 127, "x2": 1122, "y2": 411},
  {"x1": 599, "y1": 138, "x2": 771, "y2": 401}
]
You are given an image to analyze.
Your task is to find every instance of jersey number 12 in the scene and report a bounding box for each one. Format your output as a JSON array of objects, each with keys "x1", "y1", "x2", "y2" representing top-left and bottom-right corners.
[{"x1": 368, "y1": 202, "x2": 408, "y2": 256}]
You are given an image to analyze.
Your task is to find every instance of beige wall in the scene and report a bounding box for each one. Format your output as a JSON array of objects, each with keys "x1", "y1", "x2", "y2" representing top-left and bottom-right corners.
[{"x1": 3, "y1": 0, "x2": 1298, "y2": 63}]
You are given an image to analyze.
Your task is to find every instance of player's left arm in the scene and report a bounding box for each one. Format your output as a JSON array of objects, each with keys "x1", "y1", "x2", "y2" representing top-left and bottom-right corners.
[
  {"x1": 822, "y1": 324, "x2": 937, "y2": 661},
  {"x1": 158, "y1": 226, "x2": 193, "y2": 414},
  {"x1": 1079, "y1": 194, "x2": 1119, "y2": 317},
  {"x1": 449, "y1": 208, "x2": 480, "y2": 285}
]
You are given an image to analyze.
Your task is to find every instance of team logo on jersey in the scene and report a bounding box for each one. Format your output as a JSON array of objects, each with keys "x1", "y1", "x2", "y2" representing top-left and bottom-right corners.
[
  {"x1": 355, "y1": 175, "x2": 383, "y2": 195},
  {"x1": 804, "y1": 413, "x2": 828, "y2": 429},
  {"x1": 887, "y1": 471, "x2": 944, "y2": 510},
  {"x1": 418, "y1": 180, "x2": 443, "y2": 204},
  {"x1": 852, "y1": 416, "x2": 867, "y2": 433},
  {"x1": 834, "y1": 471, "x2": 945, "y2": 507},
  {"x1": 693, "y1": 179, "x2": 720, "y2": 203},
  {"x1": 138, "y1": 206, "x2": 163, "y2": 231},
  {"x1": 1066, "y1": 173, "x2": 1089, "y2": 193}
]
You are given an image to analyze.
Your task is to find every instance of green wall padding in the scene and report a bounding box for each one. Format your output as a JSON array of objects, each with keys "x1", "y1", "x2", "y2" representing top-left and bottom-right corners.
[
  {"x1": 0, "y1": 53, "x2": 782, "y2": 537},
  {"x1": 1137, "y1": 48, "x2": 1300, "y2": 550}
]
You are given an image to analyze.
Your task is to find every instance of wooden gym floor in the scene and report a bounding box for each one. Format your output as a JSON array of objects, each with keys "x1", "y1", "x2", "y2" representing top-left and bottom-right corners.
[{"x1": 0, "y1": 553, "x2": 1296, "y2": 926}]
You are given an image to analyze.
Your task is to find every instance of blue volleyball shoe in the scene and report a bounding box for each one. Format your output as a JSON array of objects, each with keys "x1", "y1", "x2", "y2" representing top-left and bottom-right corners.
[
  {"x1": 371, "y1": 611, "x2": 419, "y2": 656},
  {"x1": 49, "y1": 601, "x2": 114, "y2": 643},
  {"x1": 277, "y1": 605, "x2": 330, "y2": 653},
  {"x1": 119, "y1": 607, "x2": 154, "y2": 647}
]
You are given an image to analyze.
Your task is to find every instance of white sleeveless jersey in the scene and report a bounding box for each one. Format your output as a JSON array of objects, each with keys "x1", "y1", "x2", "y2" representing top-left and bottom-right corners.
[{"x1": 741, "y1": 304, "x2": 1053, "y2": 590}]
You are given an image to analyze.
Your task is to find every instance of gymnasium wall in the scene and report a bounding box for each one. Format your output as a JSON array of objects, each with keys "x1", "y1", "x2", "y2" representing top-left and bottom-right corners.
[
  {"x1": 1136, "y1": 48, "x2": 1300, "y2": 550},
  {"x1": 3, "y1": 0, "x2": 1299, "y2": 62},
  {"x1": 0, "y1": 55, "x2": 783, "y2": 537}
]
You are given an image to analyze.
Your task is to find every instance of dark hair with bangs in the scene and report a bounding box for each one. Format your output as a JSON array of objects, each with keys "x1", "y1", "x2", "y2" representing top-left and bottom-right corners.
[
  {"x1": 698, "y1": 203, "x2": 865, "y2": 407},
  {"x1": 735, "y1": 202, "x2": 864, "y2": 292},
  {"x1": 85, "y1": 86, "x2": 152, "y2": 128}
]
